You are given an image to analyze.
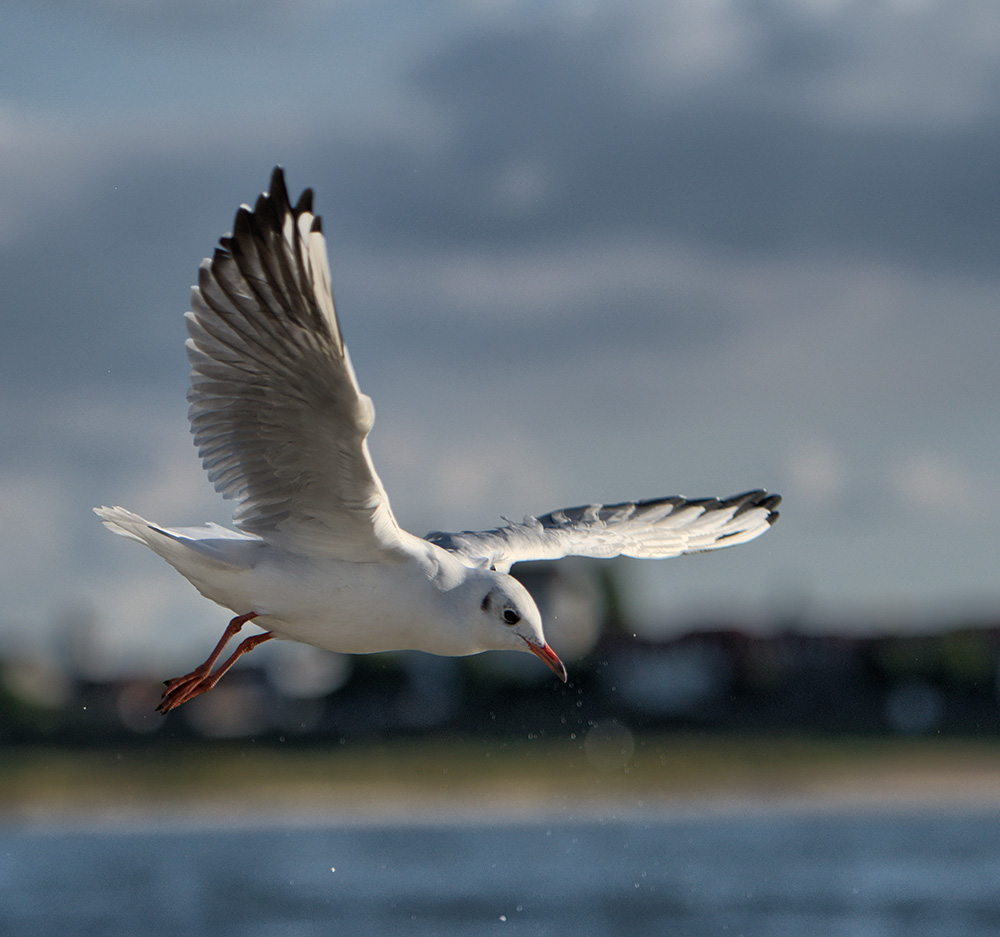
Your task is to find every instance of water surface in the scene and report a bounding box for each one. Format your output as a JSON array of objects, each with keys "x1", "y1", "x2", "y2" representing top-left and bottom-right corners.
[{"x1": 2, "y1": 807, "x2": 998, "y2": 936}]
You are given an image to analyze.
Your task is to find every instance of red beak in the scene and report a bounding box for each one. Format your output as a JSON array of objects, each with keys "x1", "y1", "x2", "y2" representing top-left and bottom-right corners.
[{"x1": 522, "y1": 637, "x2": 568, "y2": 683}]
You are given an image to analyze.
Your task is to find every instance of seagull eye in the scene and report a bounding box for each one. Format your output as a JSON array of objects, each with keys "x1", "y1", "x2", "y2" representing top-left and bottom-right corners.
[{"x1": 502, "y1": 608, "x2": 521, "y2": 625}]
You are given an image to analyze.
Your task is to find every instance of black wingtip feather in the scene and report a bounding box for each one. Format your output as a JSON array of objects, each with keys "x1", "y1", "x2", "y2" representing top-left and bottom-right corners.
[
  {"x1": 230, "y1": 206, "x2": 253, "y2": 245},
  {"x1": 268, "y1": 166, "x2": 288, "y2": 204},
  {"x1": 253, "y1": 190, "x2": 270, "y2": 217},
  {"x1": 724, "y1": 489, "x2": 781, "y2": 519},
  {"x1": 216, "y1": 205, "x2": 246, "y2": 251},
  {"x1": 294, "y1": 187, "x2": 314, "y2": 215},
  {"x1": 266, "y1": 169, "x2": 319, "y2": 229}
]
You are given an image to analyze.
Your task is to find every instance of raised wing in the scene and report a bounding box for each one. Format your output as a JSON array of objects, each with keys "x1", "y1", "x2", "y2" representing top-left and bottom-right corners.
[
  {"x1": 185, "y1": 167, "x2": 405, "y2": 559},
  {"x1": 426, "y1": 490, "x2": 780, "y2": 573}
]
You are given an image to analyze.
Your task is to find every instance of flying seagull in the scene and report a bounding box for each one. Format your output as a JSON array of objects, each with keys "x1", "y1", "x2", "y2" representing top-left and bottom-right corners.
[{"x1": 96, "y1": 168, "x2": 780, "y2": 714}]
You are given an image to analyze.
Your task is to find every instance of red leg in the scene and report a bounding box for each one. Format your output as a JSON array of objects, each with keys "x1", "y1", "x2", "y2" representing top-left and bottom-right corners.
[
  {"x1": 157, "y1": 612, "x2": 264, "y2": 714},
  {"x1": 158, "y1": 631, "x2": 274, "y2": 713}
]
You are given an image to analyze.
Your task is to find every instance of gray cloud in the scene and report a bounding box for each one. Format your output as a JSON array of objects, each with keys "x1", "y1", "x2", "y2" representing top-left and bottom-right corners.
[
  {"x1": 2, "y1": 1, "x2": 1000, "y2": 665},
  {"x1": 393, "y1": 15, "x2": 1000, "y2": 272}
]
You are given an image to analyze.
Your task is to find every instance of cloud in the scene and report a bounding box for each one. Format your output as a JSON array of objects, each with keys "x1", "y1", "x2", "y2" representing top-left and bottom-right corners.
[
  {"x1": 612, "y1": 0, "x2": 1000, "y2": 128},
  {"x1": 2, "y1": 0, "x2": 1000, "y2": 657},
  {"x1": 396, "y1": 2, "x2": 1000, "y2": 274},
  {"x1": 785, "y1": 438, "x2": 846, "y2": 505},
  {"x1": 892, "y1": 452, "x2": 1000, "y2": 522},
  {"x1": 0, "y1": 105, "x2": 111, "y2": 246}
]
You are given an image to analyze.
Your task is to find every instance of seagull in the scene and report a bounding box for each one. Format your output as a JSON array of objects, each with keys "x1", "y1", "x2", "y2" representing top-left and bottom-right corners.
[{"x1": 96, "y1": 168, "x2": 780, "y2": 714}]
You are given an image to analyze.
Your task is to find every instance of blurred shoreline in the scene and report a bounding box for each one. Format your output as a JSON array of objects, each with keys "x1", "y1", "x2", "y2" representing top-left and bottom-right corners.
[{"x1": 4, "y1": 734, "x2": 1000, "y2": 830}]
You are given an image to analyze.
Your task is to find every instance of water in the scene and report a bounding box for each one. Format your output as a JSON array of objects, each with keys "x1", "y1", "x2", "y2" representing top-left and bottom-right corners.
[{"x1": 2, "y1": 807, "x2": 999, "y2": 936}]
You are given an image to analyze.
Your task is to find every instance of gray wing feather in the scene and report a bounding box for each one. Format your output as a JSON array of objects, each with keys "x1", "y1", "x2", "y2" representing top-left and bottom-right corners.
[
  {"x1": 185, "y1": 167, "x2": 404, "y2": 559},
  {"x1": 426, "y1": 490, "x2": 780, "y2": 573}
]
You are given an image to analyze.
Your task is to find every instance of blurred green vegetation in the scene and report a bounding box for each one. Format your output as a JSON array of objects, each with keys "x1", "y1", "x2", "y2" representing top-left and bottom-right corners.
[{"x1": 3, "y1": 733, "x2": 1000, "y2": 818}]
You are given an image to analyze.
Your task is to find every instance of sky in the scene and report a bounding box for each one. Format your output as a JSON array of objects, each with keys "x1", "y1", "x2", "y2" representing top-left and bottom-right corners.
[{"x1": 2, "y1": 0, "x2": 999, "y2": 674}]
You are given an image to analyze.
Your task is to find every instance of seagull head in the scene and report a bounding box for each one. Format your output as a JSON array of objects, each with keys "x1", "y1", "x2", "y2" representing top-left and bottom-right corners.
[{"x1": 466, "y1": 571, "x2": 567, "y2": 683}]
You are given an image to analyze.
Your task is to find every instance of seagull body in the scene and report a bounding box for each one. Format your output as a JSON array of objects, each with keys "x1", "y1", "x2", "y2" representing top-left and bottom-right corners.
[
  {"x1": 97, "y1": 507, "x2": 531, "y2": 658},
  {"x1": 96, "y1": 169, "x2": 780, "y2": 713}
]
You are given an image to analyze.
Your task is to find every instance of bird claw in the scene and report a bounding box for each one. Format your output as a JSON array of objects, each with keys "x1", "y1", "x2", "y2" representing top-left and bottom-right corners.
[
  {"x1": 155, "y1": 611, "x2": 262, "y2": 714},
  {"x1": 156, "y1": 672, "x2": 211, "y2": 713},
  {"x1": 155, "y1": 622, "x2": 273, "y2": 714}
]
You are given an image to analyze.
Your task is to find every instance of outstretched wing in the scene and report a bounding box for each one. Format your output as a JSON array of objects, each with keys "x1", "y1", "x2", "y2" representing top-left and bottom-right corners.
[
  {"x1": 426, "y1": 490, "x2": 780, "y2": 573},
  {"x1": 185, "y1": 167, "x2": 405, "y2": 559}
]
